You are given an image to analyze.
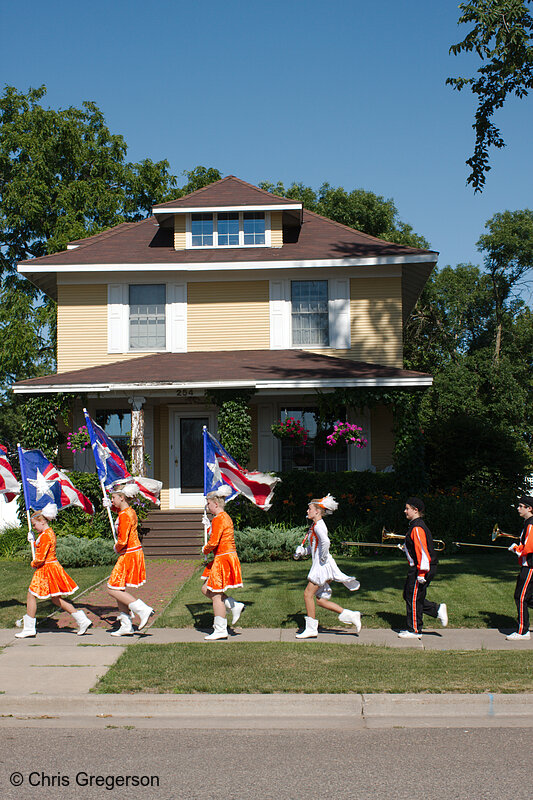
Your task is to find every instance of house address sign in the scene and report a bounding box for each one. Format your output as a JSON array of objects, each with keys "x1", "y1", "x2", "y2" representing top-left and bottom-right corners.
[{"x1": 175, "y1": 389, "x2": 200, "y2": 397}]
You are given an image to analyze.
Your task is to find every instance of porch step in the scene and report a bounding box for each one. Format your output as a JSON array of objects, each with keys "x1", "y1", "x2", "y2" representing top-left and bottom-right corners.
[{"x1": 140, "y1": 510, "x2": 204, "y2": 559}]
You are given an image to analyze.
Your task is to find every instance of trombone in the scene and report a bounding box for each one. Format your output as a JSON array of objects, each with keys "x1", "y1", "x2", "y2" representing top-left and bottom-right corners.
[
  {"x1": 452, "y1": 523, "x2": 519, "y2": 551},
  {"x1": 492, "y1": 523, "x2": 519, "y2": 542},
  {"x1": 344, "y1": 526, "x2": 446, "y2": 552}
]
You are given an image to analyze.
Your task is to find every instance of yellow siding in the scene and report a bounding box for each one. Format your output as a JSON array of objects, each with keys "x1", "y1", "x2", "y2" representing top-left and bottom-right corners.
[
  {"x1": 349, "y1": 277, "x2": 403, "y2": 367},
  {"x1": 371, "y1": 404, "x2": 395, "y2": 470},
  {"x1": 159, "y1": 406, "x2": 170, "y2": 510},
  {"x1": 270, "y1": 211, "x2": 283, "y2": 248},
  {"x1": 57, "y1": 284, "x2": 107, "y2": 372},
  {"x1": 57, "y1": 284, "x2": 167, "y2": 372},
  {"x1": 174, "y1": 214, "x2": 186, "y2": 250},
  {"x1": 188, "y1": 281, "x2": 270, "y2": 351}
]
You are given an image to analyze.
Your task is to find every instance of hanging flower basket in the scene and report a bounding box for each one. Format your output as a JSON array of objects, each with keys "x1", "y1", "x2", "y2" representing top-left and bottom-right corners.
[
  {"x1": 326, "y1": 421, "x2": 368, "y2": 449},
  {"x1": 66, "y1": 425, "x2": 91, "y2": 453},
  {"x1": 271, "y1": 418, "x2": 309, "y2": 447}
]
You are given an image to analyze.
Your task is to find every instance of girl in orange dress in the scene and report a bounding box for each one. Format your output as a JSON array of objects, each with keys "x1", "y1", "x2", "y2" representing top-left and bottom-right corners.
[
  {"x1": 15, "y1": 512, "x2": 92, "y2": 639},
  {"x1": 201, "y1": 488, "x2": 244, "y2": 640},
  {"x1": 106, "y1": 483, "x2": 153, "y2": 636}
]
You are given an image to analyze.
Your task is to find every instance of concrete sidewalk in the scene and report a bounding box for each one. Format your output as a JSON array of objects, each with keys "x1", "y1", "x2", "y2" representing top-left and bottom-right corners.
[{"x1": 1, "y1": 626, "x2": 532, "y2": 730}]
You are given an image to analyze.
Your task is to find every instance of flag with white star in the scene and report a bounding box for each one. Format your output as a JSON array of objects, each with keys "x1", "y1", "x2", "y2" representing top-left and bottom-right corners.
[
  {"x1": 18, "y1": 446, "x2": 94, "y2": 517},
  {"x1": 203, "y1": 428, "x2": 280, "y2": 510},
  {"x1": 0, "y1": 445, "x2": 20, "y2": 503}
]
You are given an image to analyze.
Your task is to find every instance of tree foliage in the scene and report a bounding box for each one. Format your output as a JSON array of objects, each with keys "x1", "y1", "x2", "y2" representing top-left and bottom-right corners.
[
  {"x1": 447, "y1": 0, "x2": 533, "y2": 192},
  {"x1": 0, "y1": 85, "x2": 178, "y2": 396},
  {"x1": 259, "y1": 180, "x2": 429, "y2": 248}
]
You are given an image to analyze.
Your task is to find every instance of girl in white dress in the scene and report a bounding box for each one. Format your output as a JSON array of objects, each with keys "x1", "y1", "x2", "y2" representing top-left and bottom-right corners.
[{"x1": 294, "y1": 494, "x2": 361, "y2": 639}]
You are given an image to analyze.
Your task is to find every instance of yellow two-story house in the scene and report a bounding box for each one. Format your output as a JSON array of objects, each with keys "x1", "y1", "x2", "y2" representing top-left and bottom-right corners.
[{"x1": 15, "y1": 176, "x2": 436, "y2": 509}]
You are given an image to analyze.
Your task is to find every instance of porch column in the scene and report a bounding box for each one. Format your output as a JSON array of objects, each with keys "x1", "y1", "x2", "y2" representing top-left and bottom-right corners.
[{"x1": 128, "y1": 395, "x2": 146, "y2": 476}]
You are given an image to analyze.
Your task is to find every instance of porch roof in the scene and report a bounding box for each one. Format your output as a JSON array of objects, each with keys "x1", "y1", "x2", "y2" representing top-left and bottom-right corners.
[{"x1": 13, "y1": 350, "x2": 432, "y2": 394}]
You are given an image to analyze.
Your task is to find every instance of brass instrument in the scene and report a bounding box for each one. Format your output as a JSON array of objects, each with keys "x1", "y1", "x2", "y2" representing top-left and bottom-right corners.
[
  {"x1": 453, "y1": 541, "x2": 508, "y2": 550},
  {"x1": 491, "y1": 523, "x2": 519, "y2": 543},
  {"x1": 344, "y1": 526, "x2": 445, "y2": 552}
]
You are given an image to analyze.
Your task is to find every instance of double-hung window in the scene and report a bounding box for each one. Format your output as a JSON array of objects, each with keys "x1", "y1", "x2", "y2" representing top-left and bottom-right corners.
[
  {"x1": 129, "y1": 284, "x2": 166, "y2": 351},
  {"x1": 291, "y1": 280, "x2": 329, "y2": 346},
  {"x1": 191, "y1": 214, "x2": 214, "y2": 247}
]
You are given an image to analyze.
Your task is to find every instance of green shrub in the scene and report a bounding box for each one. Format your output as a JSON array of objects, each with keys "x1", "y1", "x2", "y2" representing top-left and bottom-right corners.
[
  {"x1": 55, "y1": 535, "x2": 116, "y2": 567},
  {"x1": 235, "y1": 525, "x2": 306, "y2": 563},
  {"x1": 0, "y1": 525, "x2": 27, "y2": 559}
]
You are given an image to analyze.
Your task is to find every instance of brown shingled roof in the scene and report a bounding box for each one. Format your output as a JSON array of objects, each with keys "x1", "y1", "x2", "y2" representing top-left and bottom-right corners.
[
  {"x1": 14, "y1": 350, "x2": 431, "y2": 391},
  {"x1": 152, "y1": 176, "x2": 301, "y2": 210}
]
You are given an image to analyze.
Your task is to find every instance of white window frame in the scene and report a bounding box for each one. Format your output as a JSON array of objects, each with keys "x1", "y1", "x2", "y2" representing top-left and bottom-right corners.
[
  {"x1": 107, "y1": 282, "x2": 187, "y2": 354},
  {"x1": 186, "y1": 211, "x2": 271, "y2": 249},
  {"x1": 269, "y1": 277, "x2": 351, "y2": 350}
]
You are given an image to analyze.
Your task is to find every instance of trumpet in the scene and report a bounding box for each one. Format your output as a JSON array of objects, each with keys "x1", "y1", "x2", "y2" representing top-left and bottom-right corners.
[
  {"x1": 343, "y1": 527, "x2": 445, "y2": 552},
  {"x1": 492, "y1": 524, "x2": 519, "y2": 543}
]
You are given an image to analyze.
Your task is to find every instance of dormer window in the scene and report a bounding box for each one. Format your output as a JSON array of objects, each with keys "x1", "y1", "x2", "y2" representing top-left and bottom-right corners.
[{"x1": 187, "y1": 211, "x2": 268, "y2": 248}]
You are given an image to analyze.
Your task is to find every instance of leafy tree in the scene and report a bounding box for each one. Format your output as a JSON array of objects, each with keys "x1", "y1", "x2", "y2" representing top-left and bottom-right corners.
[
  {"x1": 0, "y1": 85, "x2": 178, "y2": 397},
  {"x1": 447, "y1": 0, "x2": 533, "y2": 192},
  {"x1": 259, "y1": 180, "x2": 430, "y2": 248},
  {"x1": 476, "y1": 209, "x2": 533, "y2": 363}
]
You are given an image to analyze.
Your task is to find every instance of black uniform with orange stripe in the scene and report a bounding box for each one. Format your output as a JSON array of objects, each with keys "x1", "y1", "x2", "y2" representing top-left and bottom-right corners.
[
  {"x1": 512, "y1": 515, "x2": 533, "y2": 635},
  {"x1": 402, "y1": 518, "x2": 439, "y2": 634}
]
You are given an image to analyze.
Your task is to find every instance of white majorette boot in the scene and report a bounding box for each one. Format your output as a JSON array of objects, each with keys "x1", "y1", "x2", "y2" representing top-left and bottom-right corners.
[
  {"x1": 204, "y1": 616, "x2": 228, "y2": 640},
  {"x1": 224, "y1": 597, "x2": 245, "y2": 625},
  {"x1": 295, "y1": 616, "x2": 319, "y2": 639},
  {"x1": 110, "y1": 611, "x2": 134, "y2": 637},
  {"x1": 338, "y1": 609, "x2": 362, "y2": 633},
  {"x1": 128, "y1": 599, "x2": 154, "y2": 631},
  {"x1": 15, "y1": 614, "x2": 36, "y2": 639},
  {"x1": 72, "y1": 609, "x2": 92, "y2": 636}
]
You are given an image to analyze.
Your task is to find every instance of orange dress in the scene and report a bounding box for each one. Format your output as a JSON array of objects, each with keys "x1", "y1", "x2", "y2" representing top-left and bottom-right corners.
[
  {"x1": 107, "y1": 506, "x2": 146, "y2": 589},
  {"x1": 28, "y1": 527, "x2": 78, "y2": 600},
  {"x1": 201, "y1": 511, "x2": 243, "y2": 593}
]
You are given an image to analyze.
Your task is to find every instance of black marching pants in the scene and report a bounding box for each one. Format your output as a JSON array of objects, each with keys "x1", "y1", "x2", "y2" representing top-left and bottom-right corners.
[
  {"x1": 403, "y1": 564, "x2": 438, "y2": 634},
  {"x1": 514, "y1": 567, "x2": 533, "y2": 635}
]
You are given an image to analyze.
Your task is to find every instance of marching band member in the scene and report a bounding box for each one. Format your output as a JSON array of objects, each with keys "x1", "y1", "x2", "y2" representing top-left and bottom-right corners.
[
  {"x1": 506, "y1": 495, "x2": 533, "y2": 641},
  {"x1": 294, "y1": 494, "x2": 361, "y2": 639},
  {"x1": 15, "y1": 510, "x2": 92, "y2": 638},
  {"x1": 398, "y1": 497, "x2": 447, "y2": 639},
  {"x1": 201, "y1": 487, "x2": 244, "y2": 640},
  {"x1": 106, "y1": 482, "x2": 153, "y2": 636}
]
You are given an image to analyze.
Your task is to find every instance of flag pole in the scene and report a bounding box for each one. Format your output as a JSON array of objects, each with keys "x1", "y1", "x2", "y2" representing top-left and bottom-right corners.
[
  {"x1": 83, "y1": 409, "x2": 117, "y2": 544},
  {"x1": 17, "y1": 444, "x2": 35, "y2": 560},
  {"x1": 202, "y1": 426, "x2": 209, "y2": 548}
]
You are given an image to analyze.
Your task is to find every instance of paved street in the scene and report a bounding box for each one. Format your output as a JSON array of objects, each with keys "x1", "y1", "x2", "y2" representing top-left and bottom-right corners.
[{"x1": 2, "y1": 727, "x2": 532, "y2": 800}]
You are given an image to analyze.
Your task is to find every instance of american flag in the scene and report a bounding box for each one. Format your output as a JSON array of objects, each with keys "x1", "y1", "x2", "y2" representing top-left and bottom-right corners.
[
  {"x1": 83, "y1": 410, "x2": 161, "y2": 505},
  {"x1": 17, "y1": 446, "x2": 94, "y2": 516},
  {"x1": 203, "y1": 428, "x2": 280, "y2": 511},
  {"x1": 0, "y1": 445, "x2": 20, "y2": 503}
]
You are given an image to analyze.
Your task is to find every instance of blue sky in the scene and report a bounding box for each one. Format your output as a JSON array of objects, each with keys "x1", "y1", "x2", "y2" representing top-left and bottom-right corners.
[{"x1": 1, "y1": 0, "x2": 531, "y2": 292}]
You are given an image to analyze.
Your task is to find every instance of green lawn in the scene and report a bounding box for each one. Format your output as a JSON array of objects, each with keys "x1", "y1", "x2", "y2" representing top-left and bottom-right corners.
[
  {"x1": 156, "y1": 553, "x2": 519, "y2": 631},
  {"x1": 94, "y1": 642, "x2": 533, "y2": 694},
  {"x1": 0, "y1": 560, "x2": 111, "y2": 628}
]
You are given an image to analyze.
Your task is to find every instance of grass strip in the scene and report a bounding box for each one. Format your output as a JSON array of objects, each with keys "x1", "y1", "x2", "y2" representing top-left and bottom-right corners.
[{"x1": 93, "y1": 642, "x2": 533, "y2": 694}]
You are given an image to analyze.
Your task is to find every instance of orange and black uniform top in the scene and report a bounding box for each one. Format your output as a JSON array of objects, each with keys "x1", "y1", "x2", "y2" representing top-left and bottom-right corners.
[
  {"x1": 404, "y1": 518, "x2": 437, "y2": 578},
  {"x1": 516, "y1": 515, "x2": 533, "y2": 568}
]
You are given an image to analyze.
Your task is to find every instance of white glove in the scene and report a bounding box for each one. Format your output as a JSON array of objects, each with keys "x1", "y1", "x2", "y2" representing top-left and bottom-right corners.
[
  {"x1": 102, "y1": 497, "x2": 112, "y2": 508},
  {"x1": 508, "y1": 543, "x2": 519, "y2": 552},
  {"x1": 293, "y1": 544, "x2": 306, "y2": 560},
  {"x1": 417, "y1": 574, "x2": 427, "y2": 584},
  {"x1": 27, "y1": 532, "x2": 35, "y2": 543},
  {"x1": 397, "y1": 543, "x2": 404, "y2": 551}
]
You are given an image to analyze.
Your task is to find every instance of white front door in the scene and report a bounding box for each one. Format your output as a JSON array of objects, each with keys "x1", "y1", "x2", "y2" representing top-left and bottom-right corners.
[{"x1": 169, "y1": 410, "x2": 216, "y2": 508}]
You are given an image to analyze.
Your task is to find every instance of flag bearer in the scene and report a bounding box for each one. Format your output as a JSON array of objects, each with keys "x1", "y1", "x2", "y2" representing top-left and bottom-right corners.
[
  {"x1": 506, "y1": 495, "x2": 533, "y2": 641},
  {"x1": 398, "y1": 497, "x2": 447, "y2": 639},
  {"x1": 201, "y1": 486, "x2": 244, "y2": 640},
  {"x1": 15, "y1": 511, "x2": 92, "y2": 638},
  {"x1": 106, "y1": 482, "x2": 153, "y2": 636}
]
